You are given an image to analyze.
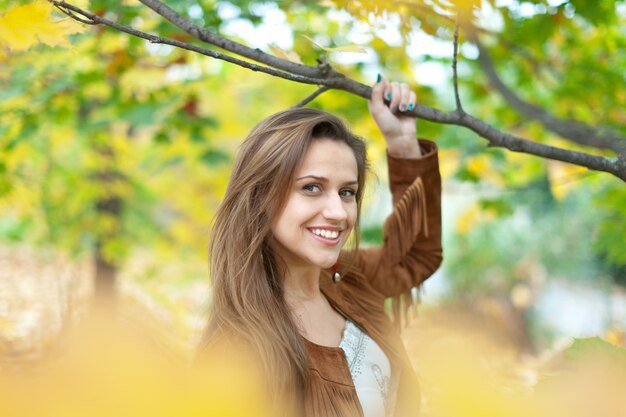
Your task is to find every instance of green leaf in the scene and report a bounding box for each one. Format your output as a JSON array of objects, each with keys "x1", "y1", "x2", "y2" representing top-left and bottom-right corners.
[
  {"x1": 199, "y1": 149, "x2": 229, "y2": 166},
  {"x1": 478, "y1": 198, "x2": 514, "y2": 217},
  {"x1": 564, "y1": 337, "x2": 626, "y2": 364},
  {"x1": 120, "y1": 102, "x2": 163, "y2": 126},
  {"x1": 0, "y1": 85, "x2": 24, "y2": 102},
  {"x1": 360, "y1": 225, "x2": 383, "y2": 245},
  {"x1": 569, "y1": 0, "x2": 618, "y2": 25}
]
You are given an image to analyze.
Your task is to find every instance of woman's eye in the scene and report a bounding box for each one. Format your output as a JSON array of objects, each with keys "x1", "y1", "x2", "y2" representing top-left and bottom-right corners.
[
  {"x1": 339, "y1": 188, "x2": 357, "y2": 198},
  {"x1": 302, "y1": 184, "x2": 321, "y2": 193}
]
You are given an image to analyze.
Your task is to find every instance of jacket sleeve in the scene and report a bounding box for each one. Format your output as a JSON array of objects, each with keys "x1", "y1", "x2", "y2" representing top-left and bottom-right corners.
[{"x1": 354, "y1": 139, "x2": 442, "y2": 298}]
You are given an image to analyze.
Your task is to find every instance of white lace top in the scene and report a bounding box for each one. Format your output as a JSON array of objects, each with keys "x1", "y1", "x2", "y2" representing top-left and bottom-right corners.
[{"x1": 339, "y1": 320, "x2": 393, "y2": 417}]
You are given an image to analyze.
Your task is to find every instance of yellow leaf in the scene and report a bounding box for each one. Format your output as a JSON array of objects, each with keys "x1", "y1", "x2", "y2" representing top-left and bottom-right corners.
[
  {"x1": 466, "y1": 154, "x2": 489, "y2": 176},
  {"x1": 455, "y1": 202, "x2": 497, "y2": 234},
  {"x1": 302, "y1": 34, "x2": 367, "y2": 53},
  {"x1": 0, "y1": 1, "x2": 85, "y2": 52},
  {"x1": 439, "y1": 148, "x2": 460, "y2": 178},
  {"x1": 455, "y1": 203, "x2": 480, "y2": 235},
  {"x1": 83, "y1": 82, "x2": 112, "y2": 101},
  {"x1": 268, "y1": 44, "x2": 303, "y2": 64},
  {"x1": 323, "y1": 45, "x2": 367, "y2": 53},
  {"x1": 466, "y1": 154, "x2": 504, "y2": 185},
  {"x1": 302, "y1": 34, "x2": 324, "y2": 50},
  {"x1": 605, "y1": 329, "x2": 626, "y2": 347}
]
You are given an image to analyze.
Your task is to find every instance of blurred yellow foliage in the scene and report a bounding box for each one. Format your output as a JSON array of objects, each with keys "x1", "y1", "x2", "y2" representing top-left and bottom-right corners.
[
  {"x1": 404, "y1": 306, "x2": 541, "y2": 417},
  {"x1": 437, "y1": 148, "x2": 460, "y2": 179},
  {"x1": 3, "y1": 297, "x2": 626, "y2": 417},
  {"x1": 466, "y1": 154, "x2": 503, "y2": 185},
  {"x1": 455, "y1": 202, "x2": 496, "y2": 235},
  {"x1": 405, "y1": 306, "x2": 626, "y2": 417},
  {"x1": 119, "y1": 67, "x2": 167, "y2": 98},
  {"x1": 49, "y1": 125, "x2": 76, "y2": 148},
  {"x1": 82, "y1": 81, "x2": 113, "y2": 101},
  {"x1": 0, "y1": 1, "x2": 84, "y2": 52},
  {"x1": 97, "y1": 31, "x2": 130, "y2": 55},
  {"x1": 605, "y1": 328, "x2": 626, "y2": 347},
  {"x1": 546, "y1": 160, "x2": 587, "y2": 201},
  {"x1": 0, "y1": 309, "x2": 271, "y2": 417},
  {"x1": 536, "y1": 354, "x2": 626, "y2": 417}
]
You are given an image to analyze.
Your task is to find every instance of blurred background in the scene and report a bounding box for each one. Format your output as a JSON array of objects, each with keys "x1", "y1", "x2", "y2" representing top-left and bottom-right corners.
[{"x1": 1, "y1": 0, "x2": 625, "y2": 397}]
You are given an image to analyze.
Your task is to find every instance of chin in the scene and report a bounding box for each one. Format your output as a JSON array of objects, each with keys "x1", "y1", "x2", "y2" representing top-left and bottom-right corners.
[{"x1": 316, "y1": 256, "x2": 338, "y2": 270}]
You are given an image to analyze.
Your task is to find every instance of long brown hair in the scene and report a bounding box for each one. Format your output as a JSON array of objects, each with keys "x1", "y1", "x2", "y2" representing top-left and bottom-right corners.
[{"x1": 204, "y1": 108, "x2": 369, "y2": 408}]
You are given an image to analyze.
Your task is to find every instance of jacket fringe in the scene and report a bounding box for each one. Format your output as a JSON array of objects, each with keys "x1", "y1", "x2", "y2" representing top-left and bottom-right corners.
[{"x1": 383, "y1": 178, "x2": 428, "y2": 329}]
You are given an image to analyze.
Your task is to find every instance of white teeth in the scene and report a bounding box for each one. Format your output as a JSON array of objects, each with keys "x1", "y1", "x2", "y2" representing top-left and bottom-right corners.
[{"x1": 311, "y1": 229, "x2": 339, "y2": 239}]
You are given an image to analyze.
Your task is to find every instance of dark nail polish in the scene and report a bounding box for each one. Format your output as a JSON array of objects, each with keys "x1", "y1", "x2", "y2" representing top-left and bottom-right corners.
[
  {"x1": 376, "y1": 73, "x2": 381, "y2": 83},
  {"x1": 408, "y1": 103, "x2": 413, "y2": 110},
  {"x1": 385, "y1": 92, "x2": 391, "y2": 100}
]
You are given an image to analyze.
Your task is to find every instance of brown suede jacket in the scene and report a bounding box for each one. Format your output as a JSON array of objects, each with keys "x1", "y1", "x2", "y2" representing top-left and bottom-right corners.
[{"x1": 304, "y1": 139, "x2": 442, "y2": 417}]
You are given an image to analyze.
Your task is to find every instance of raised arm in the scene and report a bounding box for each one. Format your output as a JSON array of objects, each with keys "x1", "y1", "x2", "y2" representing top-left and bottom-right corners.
[
  {"x1": 356, "y1": 76, "x2": 443, "y2": 298},
  {"x1": 368, "y1": 75, "x2": 421, "y2": 158}
]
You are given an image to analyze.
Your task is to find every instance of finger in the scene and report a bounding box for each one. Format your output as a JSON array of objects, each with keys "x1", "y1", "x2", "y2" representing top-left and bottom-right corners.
[
  {"x1": 381, "y1": 76, "x2": 392, "y2": 104},
  {"x1": 407, "y1": 90, "x2": 417, "y2": 112},
  {"x1": 389, "y1": 82, "x2": 401, "y2": 112},
  {"x1": 369, "y1": 74, "x2": 389, "y2": 112},
  {"x1": 369, "y1": 74, "x2": 384, "y2": 104},
  {"x1": 398, "y1": 83, "x2": 411, "y2": 112}
]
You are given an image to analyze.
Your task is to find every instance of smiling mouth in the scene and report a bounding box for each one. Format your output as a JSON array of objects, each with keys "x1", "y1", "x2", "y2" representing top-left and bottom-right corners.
[{"x1": 308, "y1": 228, "x2": 341, "y2": 243}]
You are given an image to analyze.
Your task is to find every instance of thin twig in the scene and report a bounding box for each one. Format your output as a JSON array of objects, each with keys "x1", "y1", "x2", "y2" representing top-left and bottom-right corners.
[
  {"x1": 291, "y1": 86, "x2": 330, "y2": 108},
  {"x1": 53, "y1": 2, "x2": 97, "y2": 25},
  {"x1": 452, "y1": 14, "x2": 463, "y2": 112},
  {"x1": 51, "y1": 1, "x2": 326, "y2": 86}
]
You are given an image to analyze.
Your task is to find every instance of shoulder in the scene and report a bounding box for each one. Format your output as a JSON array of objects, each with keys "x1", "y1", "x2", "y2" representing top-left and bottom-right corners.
[{"x1": 321, "y1": 264, "x2": 387, "y2": 319}]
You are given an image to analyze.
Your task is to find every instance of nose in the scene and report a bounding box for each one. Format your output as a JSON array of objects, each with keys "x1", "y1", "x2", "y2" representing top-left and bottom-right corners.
[{"x1": 322, "y1": 194, "x2": 348, "y2": 222}]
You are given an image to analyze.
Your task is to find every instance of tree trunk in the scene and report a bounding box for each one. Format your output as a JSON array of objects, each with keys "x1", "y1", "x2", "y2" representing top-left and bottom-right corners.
[
  {"x1": 92, "y1": 149, "x2": 123, "y2": 302},
  {"x1": 94, "y1": 243, "x2": 117, "y2": 300}
]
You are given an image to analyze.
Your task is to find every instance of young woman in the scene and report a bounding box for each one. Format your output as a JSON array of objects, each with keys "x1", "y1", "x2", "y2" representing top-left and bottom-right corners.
[{"x1": 203, "y1": 76, "x2": 442, "y2": 417}]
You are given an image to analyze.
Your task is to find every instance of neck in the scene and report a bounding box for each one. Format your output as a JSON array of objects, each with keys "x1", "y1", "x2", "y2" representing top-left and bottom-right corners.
[{"x1": 282, "y1": 264, "x2": 323, "y2": 306}]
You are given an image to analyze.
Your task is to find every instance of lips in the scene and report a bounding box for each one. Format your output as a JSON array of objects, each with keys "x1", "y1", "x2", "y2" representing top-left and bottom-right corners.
[{"x1": 307, "y1": 227, "x2": 342, "y2": 245}]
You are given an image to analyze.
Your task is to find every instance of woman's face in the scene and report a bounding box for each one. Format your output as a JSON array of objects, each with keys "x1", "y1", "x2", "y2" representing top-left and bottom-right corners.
[{"x1": 271, "y1": 138, "x2": 359, "y2": 271}]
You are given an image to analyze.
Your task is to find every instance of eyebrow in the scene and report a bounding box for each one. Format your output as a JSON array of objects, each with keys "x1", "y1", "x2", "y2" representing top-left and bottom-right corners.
[{"x1": 295, "y1": 175, "x2": 358, "y2": 185}]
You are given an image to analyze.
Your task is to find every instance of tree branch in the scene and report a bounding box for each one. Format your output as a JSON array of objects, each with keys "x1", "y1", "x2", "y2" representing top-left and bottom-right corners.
[
  {"x1": 452, "y1": 15, "x2": 463, "y2": 112},
  {"x1": 137, "y1": 0, "x2": 324, "y2": 79},
  {"x1": 291, "y1": 86, "x2": 330, "y2": 108},
  {"x1": 443, "y1": 109, "x2": 625, "y2": 181},
  {"x1": 50, "y1": 1, "x2": 626, "y2": 182},
  {"x1": 471, "y1": 32, "x2": 626, "y2": 155}
]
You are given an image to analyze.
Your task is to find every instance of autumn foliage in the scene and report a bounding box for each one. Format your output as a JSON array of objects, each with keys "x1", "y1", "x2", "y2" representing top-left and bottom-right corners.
[
  {"x1": 0, "y1": 1, "x2": 83, "y2": 51},
  {"x1": 2, "y1": 1, "x2": 626, "y2": 416}
]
